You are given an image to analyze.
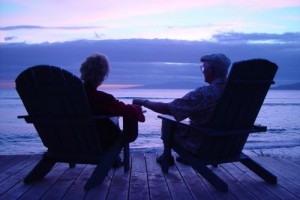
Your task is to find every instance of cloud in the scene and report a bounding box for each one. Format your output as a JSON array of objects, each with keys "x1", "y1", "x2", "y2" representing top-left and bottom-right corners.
[
  {"x1": 4, "y1": 36, "x2": 17, "y2": 41},
  {"x1": 212, "y1": 32, "x2": 300, "y2": 43},
  {"x1": 2, "y1": 0, "x2": 300, "y2": 27},
  {"x1": 0, "y1": 35, "x2": 299, "y2": 86},
  {"x1": 232, "y1": 0, "x2": 300, "y2": 9},
  {"x1": 1, "y1": 1, "x2": 299, "y2": 43},
  {"x1": 94, "y1": 32, "x2": 105, "y2": 39},
  {"x1": 0, "y1": 25, "x2": 102, "y2": 31}
]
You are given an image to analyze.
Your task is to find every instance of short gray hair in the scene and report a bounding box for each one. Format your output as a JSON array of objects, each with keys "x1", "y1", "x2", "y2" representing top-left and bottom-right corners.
[{"x1": 80, "y1": 54, "x2": 110, "y2": 87}]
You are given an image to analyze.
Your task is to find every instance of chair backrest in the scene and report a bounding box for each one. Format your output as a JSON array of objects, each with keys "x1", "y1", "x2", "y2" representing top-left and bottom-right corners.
[
  {"x1": 208, "y1": 59, "x2": 278, "y2": 130},
  {"x1": 16, "y1": 65, "x2": 103, "y2": 156},
  {"x1": 199, "y1": 59, "x2": 278, "y2": 160}
]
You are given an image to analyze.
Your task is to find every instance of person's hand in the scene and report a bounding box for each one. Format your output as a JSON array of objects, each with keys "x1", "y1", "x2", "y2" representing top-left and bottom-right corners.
[
  {"x1": 132, "y1": 98, "x2": 147, "y2": 106},
  {"x1": 131, "y1": 104, "x2": 146, "y2": 122}
]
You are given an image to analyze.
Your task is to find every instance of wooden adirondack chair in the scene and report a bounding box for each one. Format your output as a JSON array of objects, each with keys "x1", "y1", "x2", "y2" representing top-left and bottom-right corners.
[
  {"x1": 16, "y1": 65, "x2": 138, "y2": 190},
  {"x1": 158, "y1": 59, "x2": 278, "y2": 192}
]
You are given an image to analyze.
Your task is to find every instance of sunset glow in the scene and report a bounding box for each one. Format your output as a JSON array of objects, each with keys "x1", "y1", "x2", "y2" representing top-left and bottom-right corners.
[{"x1": 1, "y1": 0, "x2": 299, "y2": 43}]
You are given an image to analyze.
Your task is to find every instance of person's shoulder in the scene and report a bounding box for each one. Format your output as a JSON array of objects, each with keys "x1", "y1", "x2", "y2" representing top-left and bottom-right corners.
[
  {"x1": 95, "y1": 90, "x2": 116, "y2": 100},
  {"x1": 193, "y1": 83, "x2": 218, "y2": 96},
  {"x1": 181, "y1": 86, "x2": 207, "y2": 99},
  {"x1": 194, "y1": 84, "x2": 210, "y2": 92},
  {"x1": 213, "y1": 78, "x2": 227, "y2": 85}
]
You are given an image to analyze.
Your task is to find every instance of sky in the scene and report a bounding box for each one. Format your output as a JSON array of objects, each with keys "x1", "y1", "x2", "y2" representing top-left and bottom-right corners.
[
  {"x1": 0, "y1": 0, "x2": 300, "y2": 89},
  {"x1": 1, "y1": 0, "x2": 300, "y2": 44}
]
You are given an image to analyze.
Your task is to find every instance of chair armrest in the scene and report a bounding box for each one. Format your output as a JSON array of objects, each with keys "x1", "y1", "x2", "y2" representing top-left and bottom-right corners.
[
  {"x1": 19, "y1": 114, "x2": 138, "y2": 142},
  {"x1": 17, "y1": 115, "x2": 27, "y2": 119},
  {"x1": 18, "y1": 115, "x2": 118, "y2": 124},
  {"x1": 90, "y1": 115, "x2": 117, "y2": 120},
  {"x1": 17, "y1": 115, "x2": 32, "y2": 123},
  {"x1": 252, "y1": 124, "x2": 267, "y2": 132},
  {"x1": 158, "y1": 115, "x2": 218, "y2": 135},
  {"x1": 158, "y1": 115, "x2": 267, "y2": 137}
]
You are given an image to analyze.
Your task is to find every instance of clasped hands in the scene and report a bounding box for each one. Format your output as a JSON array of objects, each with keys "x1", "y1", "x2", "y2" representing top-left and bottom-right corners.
[{"x1": 132, "y1": 98, "x2": 148, "y2": 106}]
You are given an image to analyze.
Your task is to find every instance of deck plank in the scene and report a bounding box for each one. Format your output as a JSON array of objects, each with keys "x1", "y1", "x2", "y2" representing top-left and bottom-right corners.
[
  {"x1": 246, "y1": 156, "x2": 300, "y2": 198},
  {"x1": 233, "y1": 161, "x2": 298, "y2": 200},
  {"x1": 0, "y1": 155, "x2": 18, "y2": 168},
  {"x1": 213, "y1": 164, "x2": 257, "y2": 200},
  {"x1": 163, "y1": 155, "x2": 193, "y2": 200},
  {"x1": 175, "y1": 158, "x2": 215, "y2": 200},
  {"x1": 145, "y1": 153, "x2": 171, "y2": 200},
  {"x1": 0, "y1": 158, "x2": 39, "y2": 199},
  {"x1": 268, "y1": 157, "x2": 300, "y2": 184},
  {"x1": 105, "y1": 162, "x2": 129, "y2": 200},
  {"x1": 129, "y1": 153, "x2": 150, "y2": 200},
  {"x1": 84, "y1": 165, "x2": 113, "y2": 200},
  {"x1": 0, "y1": 155, "x2": 39, "y2": 196},
  {"x1": 0, "y1": 153, "x2": 299, "y2": 200},
  {"x1": 61, "y1": 164, "x2": 89, "y2": 200},
  {"x1": 222, "y1": 161, "x2": 278, "y2": 199},
  {"x1": 197, "y1": 164, "x2": 237, "y2": 200},
  {"x1": 0, "y1": 155, "x2": 31, "y2": 183},
  {"x1": 18, "y1": 163, "x2": 71, "y2": 200},
  {"x1": 41, "y1": 163, "x2": 86, "y2": 199}
]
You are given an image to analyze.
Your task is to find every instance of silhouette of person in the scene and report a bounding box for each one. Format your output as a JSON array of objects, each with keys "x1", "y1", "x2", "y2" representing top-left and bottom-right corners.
[
  {"x1": 80, "y1": 53, "x2": 145, "y2": 166},
  {"x1": 133, "y1": 53, "x2": 231, "y2": 165}
]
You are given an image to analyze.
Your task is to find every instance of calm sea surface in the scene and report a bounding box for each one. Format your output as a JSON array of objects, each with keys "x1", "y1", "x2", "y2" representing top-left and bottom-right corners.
[{"x1": 0, "y1": 89, "x2": 300, "y2": 157}]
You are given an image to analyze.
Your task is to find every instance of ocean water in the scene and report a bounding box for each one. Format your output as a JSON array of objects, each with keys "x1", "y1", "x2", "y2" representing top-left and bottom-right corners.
[{"x1": 0, "y1": 88, "x2": 300, "y2": 157}]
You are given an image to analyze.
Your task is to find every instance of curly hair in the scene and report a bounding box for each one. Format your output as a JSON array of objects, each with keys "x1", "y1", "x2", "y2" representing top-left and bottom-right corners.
[{"x1": 80, "y1": 54, "x2": 110, "y2": 87}]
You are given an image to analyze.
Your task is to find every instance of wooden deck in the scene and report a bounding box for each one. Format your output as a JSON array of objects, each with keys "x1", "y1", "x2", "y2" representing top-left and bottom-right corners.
[{"x1": 0, "y1": 152, "x2": 299, "y2": 200}]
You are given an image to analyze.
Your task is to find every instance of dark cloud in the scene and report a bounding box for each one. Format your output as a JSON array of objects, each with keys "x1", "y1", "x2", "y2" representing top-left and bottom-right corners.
[
  {"x1": 4, "y1": 36, "x2": 18, "y2": 41},
  {"x1": 94, "y1": 32, "x2": 105, "y2": 38},
  {"x1": 212, "y1": 32, "x2": 300, "y2": 44},
  {"x1": 0, "y1": 25, "x2": 102, "y2": 31},
  {"x1": 0, "y1": 34, "x2": 299, "y2": 86}
]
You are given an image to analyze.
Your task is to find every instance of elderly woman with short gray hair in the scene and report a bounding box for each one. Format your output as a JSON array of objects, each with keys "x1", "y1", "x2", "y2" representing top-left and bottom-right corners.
[{"x1": 80, "y1": 53, "x2": 145, "y2": 166}]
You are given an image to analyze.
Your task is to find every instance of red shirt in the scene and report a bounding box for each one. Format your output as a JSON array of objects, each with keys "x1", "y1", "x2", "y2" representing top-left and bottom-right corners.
[{"x1": 84, "y1": 84, "x2": 145, "y2": 122}]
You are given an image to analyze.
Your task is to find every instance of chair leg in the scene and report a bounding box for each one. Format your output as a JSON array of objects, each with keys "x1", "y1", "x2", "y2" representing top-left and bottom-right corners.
[
  {"x1": 172, "y1": 143, "x2": 228, "y2": 192},
  {"x1": 24, "y1": 156, "x2": 56, "y2": 183},
  {"x1": 123, "y1": 143, "x2": 130, "y2": 172},
  {"x1": 193, "y1": 162, "x2": 228, "y2": 192},
  {"x1": 162, "y1": 145, "x2": 172, "y2": 173},
  {"x1": 69, "y1": 163, "x2": 76, "y2": 168},
  {"x1": 84, "y1": 138, "x2": 124, "y2": 191},
  {"x1": 240, "y1": 157, "x2": 277, "y2": 184}
]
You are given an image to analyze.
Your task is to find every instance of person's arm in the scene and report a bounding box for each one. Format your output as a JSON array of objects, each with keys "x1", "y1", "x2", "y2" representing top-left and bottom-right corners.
[
  {"x1": 133, "y1": 99, "x2": 171, "y2": 115},
  {"x1": 108, "y1": 100, "x2": 145, "y2": 122}
]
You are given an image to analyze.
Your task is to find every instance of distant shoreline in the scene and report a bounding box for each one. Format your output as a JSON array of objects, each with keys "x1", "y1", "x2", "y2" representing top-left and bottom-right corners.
[{"x1": 271, "y1": 82, "x2": 300, "y2": 90}]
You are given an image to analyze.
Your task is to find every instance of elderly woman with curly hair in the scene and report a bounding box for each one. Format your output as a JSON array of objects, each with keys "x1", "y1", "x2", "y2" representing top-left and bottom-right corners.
[{"x1": 80, "y1": 53, "x2": 145, "y2": 166}]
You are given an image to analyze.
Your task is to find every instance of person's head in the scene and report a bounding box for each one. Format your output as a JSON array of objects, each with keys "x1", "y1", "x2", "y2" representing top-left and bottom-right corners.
[
  {"x1": 200, "y1": 53, "x2": 231, "y2": 83},
  {"x1": 80, "y1": 53, "x2": 110, "y2": 88}
]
